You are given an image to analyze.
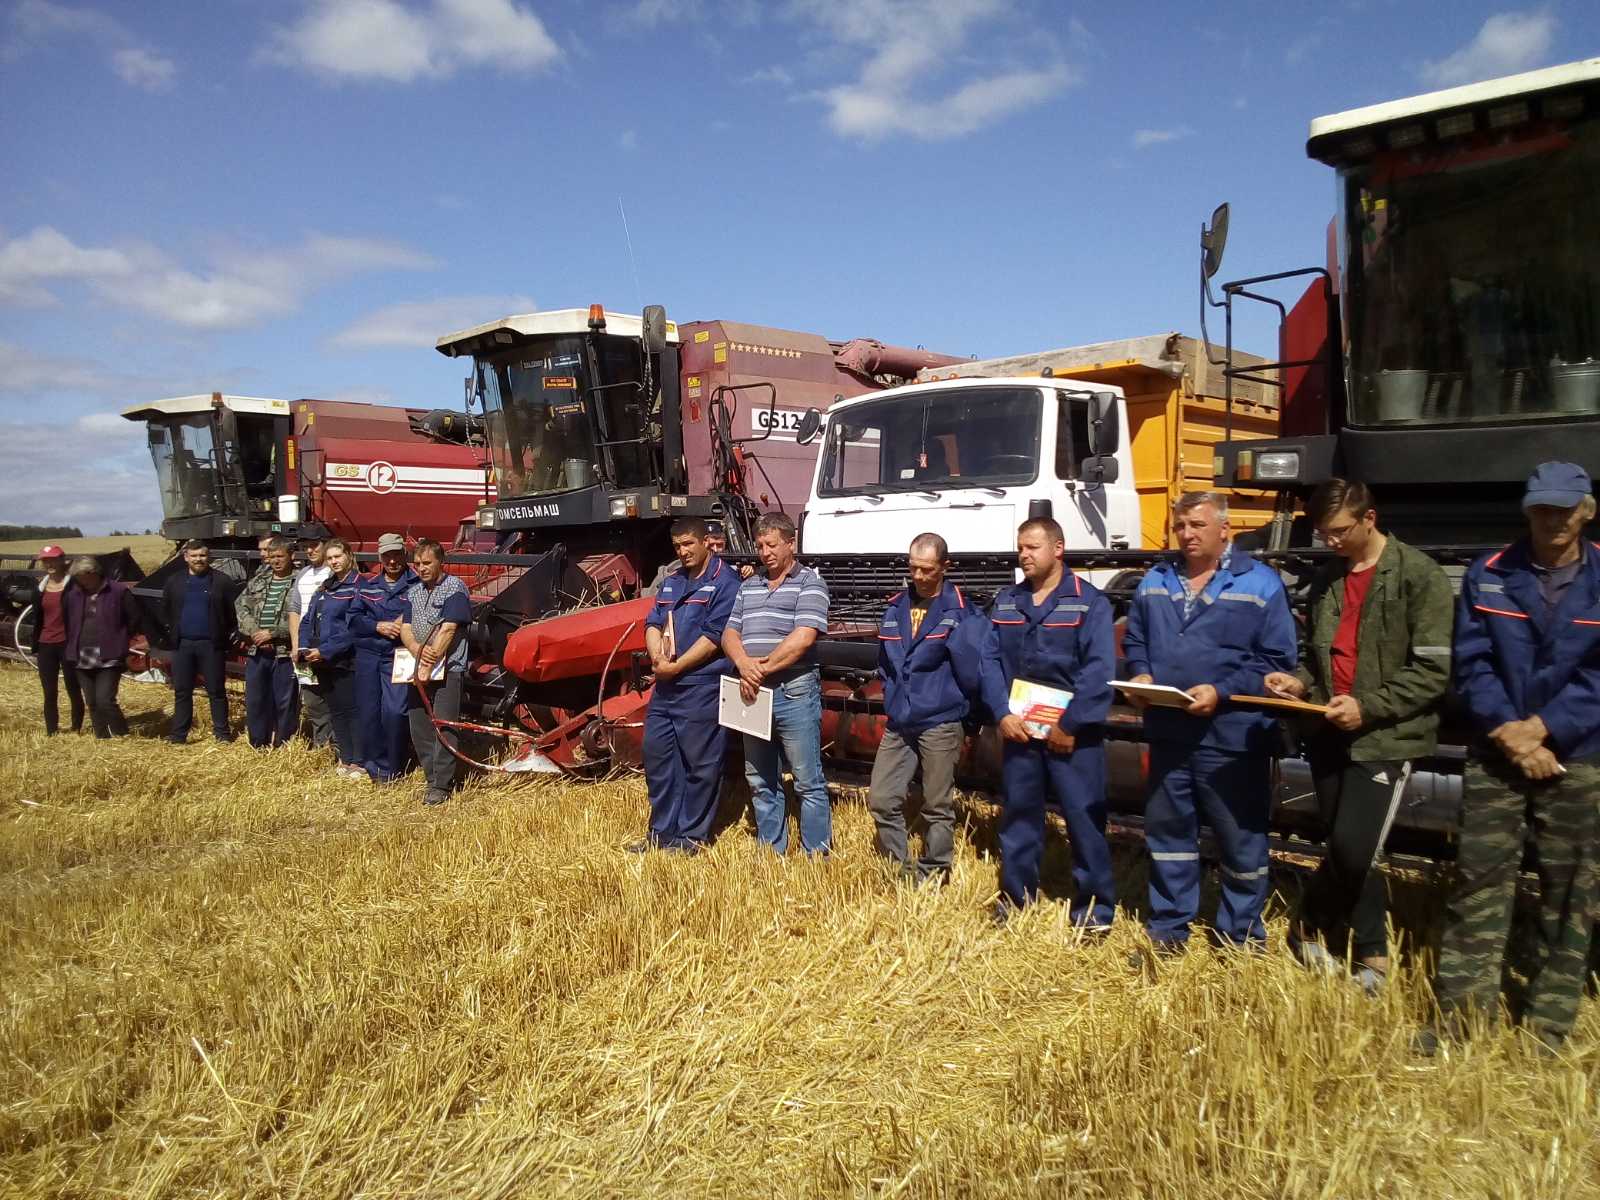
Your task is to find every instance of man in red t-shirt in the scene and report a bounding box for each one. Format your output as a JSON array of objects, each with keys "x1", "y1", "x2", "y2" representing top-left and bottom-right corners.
[{"x1": 1266, "y1": 480, "x2": 1453, "y2": 992}]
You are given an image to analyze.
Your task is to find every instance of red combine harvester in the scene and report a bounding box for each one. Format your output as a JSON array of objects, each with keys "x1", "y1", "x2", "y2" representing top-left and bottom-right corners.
[{"x1": 118, "y1": 306, "x2": 960, "y2": 765}]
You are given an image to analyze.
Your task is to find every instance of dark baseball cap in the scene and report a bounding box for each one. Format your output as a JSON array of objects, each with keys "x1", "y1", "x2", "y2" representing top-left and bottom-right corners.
[{"x1": 1522, "y1": 461, "x2": 1593, "y2": 510}]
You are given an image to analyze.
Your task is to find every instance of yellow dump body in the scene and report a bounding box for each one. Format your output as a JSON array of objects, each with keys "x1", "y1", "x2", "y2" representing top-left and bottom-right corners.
[{"x1": 1049, "y1": 359, "x2": 1280, "y2": 550}]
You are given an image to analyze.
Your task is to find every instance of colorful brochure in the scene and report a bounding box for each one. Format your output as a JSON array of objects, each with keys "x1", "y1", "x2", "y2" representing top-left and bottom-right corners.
[{"x1": 1009, "y1": 678, "x2": 1075, "y2": 739}]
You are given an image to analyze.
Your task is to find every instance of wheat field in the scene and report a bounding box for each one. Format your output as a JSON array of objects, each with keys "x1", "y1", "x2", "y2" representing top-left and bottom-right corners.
[
  {"x1": 0, "y1": 536, "x2": 174, "y2": 574},
  {"x1": 0, "y1": 662, "x2": 1595, "y2": 1198}
]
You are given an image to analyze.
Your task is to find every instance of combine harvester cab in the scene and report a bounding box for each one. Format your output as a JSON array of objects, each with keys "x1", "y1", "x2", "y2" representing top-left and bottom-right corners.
[{"x1": 433, "y1": 303, "x2": 963, "y2": 770}]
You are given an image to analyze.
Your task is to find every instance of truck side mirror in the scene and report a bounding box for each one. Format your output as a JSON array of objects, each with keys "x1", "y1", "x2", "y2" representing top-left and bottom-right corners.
[
  {"x1": 463, "y1": 375, "x2": 475, "y2": 410},
  {"x1": 1089, "y1": 391, "x2": 1120, "y2": 455},
  {"x1": 1084, "y1": 455, "x2": 1120, "y2": 486},
  {"x1": 1202, "y1": 202, "x2": 1230, "y2": 279},
  {"x1": 642, "y1": 305, "x2": 669, "y2": 354},
  {"x1": 795, "y1": 408, "x2": 823, "y2": 445}
]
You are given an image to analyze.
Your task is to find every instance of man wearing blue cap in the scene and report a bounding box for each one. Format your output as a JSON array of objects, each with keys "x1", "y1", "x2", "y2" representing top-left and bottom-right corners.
[{"x1": 1426, "y1": 461, "x2": 1600, "y2": 1052}]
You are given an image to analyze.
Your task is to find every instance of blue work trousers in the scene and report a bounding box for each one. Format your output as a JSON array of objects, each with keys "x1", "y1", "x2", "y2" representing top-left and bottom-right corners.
[
  {"x1": 245, "y1": 654, "x2": 300, "y2": 748},
  {"x1": 742, "y1": 672, "x2": 831, "y2": 855},
  {"x1": 643, "y1": 686, "x2": 728, "y2": 849},
  {"x1": 1000, "y1": 739, "x2": 1113, "y2": 924},
  {"x1": 355, "y1": 649, "x2": 412, "y2": 782},
  {"x1": 1145, "y1": 742, "x2": 1272, "y2": 946}
]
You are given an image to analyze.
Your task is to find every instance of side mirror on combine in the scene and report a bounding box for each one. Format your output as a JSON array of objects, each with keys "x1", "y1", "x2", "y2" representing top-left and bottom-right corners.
[
  {"x1": 795, "y1": 408, "x2": 823, "y2": 445},
  {"x1": 1088, "y1": 391, "x2": 1120, "y2": 455},
  {"x1": 642, "y1": 305, "x2": 669, "y2": 355},
  {"x1": 1202, "y1": 201, "x2": 1230, "y2": 280}
]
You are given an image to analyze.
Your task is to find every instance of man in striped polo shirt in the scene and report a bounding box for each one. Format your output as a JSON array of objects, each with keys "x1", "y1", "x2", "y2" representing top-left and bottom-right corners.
[
  {"x1": 236, "y1": 535, "x2": 301, "y2": 748},
  {"x1": 722, "y1": 513, "x2": 833, "y2": 855},
  {"x1": 399, "y1": 540, "x2": 473, "y2": 807}
]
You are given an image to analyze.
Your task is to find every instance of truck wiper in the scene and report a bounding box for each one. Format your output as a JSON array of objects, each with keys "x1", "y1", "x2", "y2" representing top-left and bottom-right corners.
[{"x1": 874, "y1": 480, "x2": 941, "y2": 496}]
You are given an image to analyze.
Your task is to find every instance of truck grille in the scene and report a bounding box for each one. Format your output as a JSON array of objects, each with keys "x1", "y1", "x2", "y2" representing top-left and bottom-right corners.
[{"x1": 809, "y1": 553, "x2": 1018, "y2": 620}]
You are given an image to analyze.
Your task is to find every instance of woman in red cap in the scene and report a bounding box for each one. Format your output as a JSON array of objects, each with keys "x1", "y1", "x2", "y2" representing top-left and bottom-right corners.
[{"x1": 25, "y1": 545, "x2": 84, "y2": 735}]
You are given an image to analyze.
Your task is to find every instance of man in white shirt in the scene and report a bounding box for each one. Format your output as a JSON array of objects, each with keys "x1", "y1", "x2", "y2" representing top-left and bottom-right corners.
[{"x1": 288, "y1": 535, "x2": 333, "y2": 748}]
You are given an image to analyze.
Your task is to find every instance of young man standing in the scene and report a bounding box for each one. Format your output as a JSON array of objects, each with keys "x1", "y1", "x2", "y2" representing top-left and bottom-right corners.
[
  {"x1": 235, "y1": 535, "x2": 301, "y2": 748},
  {"x1": 161, "y1": 539, "x2": 238, "y2": 744},
  {"x1": 399, "y1": 540, "x2": 473, "y2": 807},
  {"x1": 868, "y1": 532, "x2": 986, "y2": 884},
  {"x1": 1425, "y1": 462, "x2": 1600, "y2": 1053},
  {"x1": 352, "y1": 533, "x2": 419, "y2": 782},
  {"x1": 976, "y1": 518, "x2": 1116, "y2": 923},
  {"x1": 722, "y1": 513, "x2": 832, "y2": 855},
  {"x1": 1123, "y1": 492, "x2": 1297, "y2": 951},
  {"x1": 288, "y1": 536, "x2": 333, "y2": 748},
  {"x1": 1265, "y1": 480, "x2": 1453, "y2": 990},
  {"x1": 634, "y1": 518, "x2": 741, "y2": 854}
]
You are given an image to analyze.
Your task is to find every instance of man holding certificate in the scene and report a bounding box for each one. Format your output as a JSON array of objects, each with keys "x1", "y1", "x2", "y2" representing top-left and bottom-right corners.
[
  {"x1": 1122, "y1": 492, "x2": 1296, "y2": 951},
  {"x1": 722, "y1": 514, "x2": 832, "y2": 856},
  {"x1": 631, "y1": 518, "x2": 741, "y2": 855},
  {"x1": 975, "y1": 517, "x2": 1116, "y2": 925},
  {"x1": 867, "y1": 532, "x2": 986, "y2": 884}
]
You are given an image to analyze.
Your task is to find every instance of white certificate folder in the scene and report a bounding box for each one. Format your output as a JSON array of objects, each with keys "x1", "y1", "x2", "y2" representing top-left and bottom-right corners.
[{"x1": 718, "y1": 675, "x2": 774, "y2": 740}]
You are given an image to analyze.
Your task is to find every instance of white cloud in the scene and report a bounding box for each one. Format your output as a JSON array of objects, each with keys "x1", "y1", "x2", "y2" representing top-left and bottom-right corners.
[
  {"x1": 1131, "y1": 126, "x2": 1194, "y2": 150},
  {"x1": 740, "y1": 64, "x2": 794, "y2": 86},
  {"x1": 788, "y1": 0, "x2": 1077, "y2": 141},
  {"x1": 0, "y1": 226, "x2": 135, "y2": 305},
  {"x1": 266, "y1": 0, "x2": 558, "y2": 82},
  {"x1": 328, "y1": 294, "x2": 536, "y2": 349},
  {"x1": 110, "y1": 46, "x2": 176, "y2": 90},
  {"x1": 1419, "y1": 10, "x2": 1555, "y2": 88},
  {"x1": 0, "y1": 414, "x2": 161, "y2": 533},
  {"x1": 611, "y1": 0, "x2": 704, "y2": 28},
  {"x1": 0, "y1": 227, "x2": 434, "y2": 330},
  {"x1": 0, "y1": 339, "x2": 126, "y2": 394},
  {"x1": 618, "y1": 128, "x2": 638, "y2": 151},
  {"x1": 7, "y1": 1, "x2": 178, "y2": 91}
]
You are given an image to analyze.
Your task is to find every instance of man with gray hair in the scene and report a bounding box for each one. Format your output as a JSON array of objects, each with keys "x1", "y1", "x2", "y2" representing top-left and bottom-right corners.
[
  {"x1": 1123, "y1": 491, "x2": 1297, "y2": 952},
  {"x1": 868, "y1": 532, "x2": 985, "y2": 882}
]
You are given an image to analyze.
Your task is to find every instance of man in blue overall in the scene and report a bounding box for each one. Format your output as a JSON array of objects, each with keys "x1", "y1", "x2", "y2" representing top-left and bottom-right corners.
[
  {"x1": 633, "y1": 517, "x2": 742, "y2": 854},
  {"x1": 352, "y1": 533, "x2": 419, "y2": 783},
  {"x1": 868, "y1": 532, "x2": 986, "y2": 884},
  {"x1": 975, "y1": 517, "x2": 1117, "y2": 926},
  {"x1": 1424, "y1": 462, "x2": 1600, "y2": 1053},
  {"x1": 1123, "y1": 492, "x2": 1297, "y2": 951}
]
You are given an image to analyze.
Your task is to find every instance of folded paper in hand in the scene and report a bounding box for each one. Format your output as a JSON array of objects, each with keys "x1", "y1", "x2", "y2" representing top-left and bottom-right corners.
[
  {"x1": 391, "y1": 648, "x2": 447, "y2": 685},
  {"x1": 1110, "y1": 680, "x2": 1197, "y2": 708},
  {"x1": 1009, "y1": 678, "x2": 1075, "y2": 739}
]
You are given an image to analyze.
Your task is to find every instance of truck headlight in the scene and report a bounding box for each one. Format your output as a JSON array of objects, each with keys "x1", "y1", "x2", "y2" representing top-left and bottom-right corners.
[
  {"x1": 1255, "y1": 451, "x2": 1301, "y2": 481},
  {"x1": 609, "y1": 495, "x2": 639, "y2": 518},
  {"x1": 476, "y1": 505, "x2": 497, "y2": 530}
]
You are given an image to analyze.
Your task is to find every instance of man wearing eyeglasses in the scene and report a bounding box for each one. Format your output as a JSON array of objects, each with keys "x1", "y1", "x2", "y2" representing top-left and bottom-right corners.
[{"x1": 1265, "y1": 479, "x2": 1452, "y2": 993}]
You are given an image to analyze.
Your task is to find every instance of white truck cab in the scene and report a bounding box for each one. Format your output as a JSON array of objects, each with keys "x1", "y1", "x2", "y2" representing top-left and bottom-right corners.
[{"x1": 799, "y1": 376, "x2": 1140, "y2": 559}]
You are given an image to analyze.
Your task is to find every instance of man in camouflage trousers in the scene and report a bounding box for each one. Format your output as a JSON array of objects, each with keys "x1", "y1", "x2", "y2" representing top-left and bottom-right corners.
[{"x1": 1427, "y1": 462, "x2": 1600, "y2": 1052}]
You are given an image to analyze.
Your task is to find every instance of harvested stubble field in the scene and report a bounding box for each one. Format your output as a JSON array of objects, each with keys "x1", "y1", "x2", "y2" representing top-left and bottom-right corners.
[
  {"x1": 0, "y1": 664, "x2": 1595, "y2": 1199},
  {"x1": 0, "y1": 536, "x2": 174, "y2": 574}
]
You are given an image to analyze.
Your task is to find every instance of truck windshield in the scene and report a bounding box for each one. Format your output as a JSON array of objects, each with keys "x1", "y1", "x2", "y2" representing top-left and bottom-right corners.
[
  {"x1": 816, "y1": 386, "x2": 1041, "y2": 497},
  {"x1": 479, "y1": 334, "x2": 652, "y2": 499},
  {"x1": 1342, "y1": 113, "x2": 1600, "y2": 425},
  {"x1": 145, "y1": 415, "x2": 223, "y2": 520}
]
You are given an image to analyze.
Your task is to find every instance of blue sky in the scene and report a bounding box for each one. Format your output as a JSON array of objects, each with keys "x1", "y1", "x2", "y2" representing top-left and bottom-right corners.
[{"x1": 1, "y1": 0, "x2": 1594, "y2": 532}]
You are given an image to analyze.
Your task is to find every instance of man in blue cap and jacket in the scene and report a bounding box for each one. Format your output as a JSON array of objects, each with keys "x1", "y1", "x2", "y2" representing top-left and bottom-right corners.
[
  {"x1": 1123, "y1": 492, "x2": 1297, "y2": 951},
  {"x1": 867, "y1": 532, "x2": 986, "y2": 884},
  {"x1": 1426, "y1": 461, "x2": 1600, "y2": 1052}
]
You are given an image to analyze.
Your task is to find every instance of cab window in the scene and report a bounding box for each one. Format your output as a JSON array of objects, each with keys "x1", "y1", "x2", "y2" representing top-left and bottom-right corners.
[{"x1": 1054, "y1": 393, "x2": 1092, "y2": 480}]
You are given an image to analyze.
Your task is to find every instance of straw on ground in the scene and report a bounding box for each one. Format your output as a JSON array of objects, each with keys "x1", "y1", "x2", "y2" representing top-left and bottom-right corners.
[{"x1": 0, "y1": 663, "x2": 1595, "y2": 1198}]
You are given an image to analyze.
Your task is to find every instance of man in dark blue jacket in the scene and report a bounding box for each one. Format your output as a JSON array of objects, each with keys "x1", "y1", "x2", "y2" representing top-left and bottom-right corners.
[
  {"x1": 633, "y1": 518, "x2": 742, "y2": 854},
  {"x1": 351, "y1": 533, "x2": 420, "y2": 783},
  {"x1": 1123, "y1": 492, "x2": 1297, "y2": 950},
  {"x1": 867, "y1": 532, "x2": 985, "y2": 883},
  {"x1": 1428, "y1": 462, "x2": 1600, "y2": 1051},
  {"x1": 976, "y1": 518, "x2": 1117, "y2": 925}
]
